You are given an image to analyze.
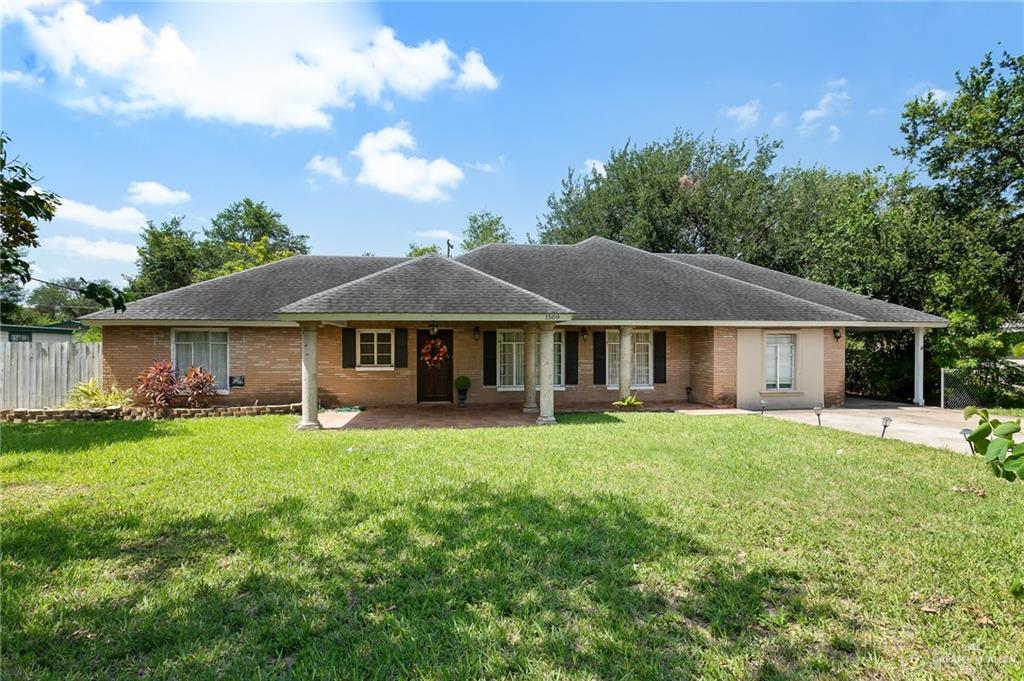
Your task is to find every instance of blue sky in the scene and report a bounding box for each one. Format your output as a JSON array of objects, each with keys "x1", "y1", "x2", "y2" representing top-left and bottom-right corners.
[{"x1": 2, "y1": 1, "x2": 1020, "y2": 287}]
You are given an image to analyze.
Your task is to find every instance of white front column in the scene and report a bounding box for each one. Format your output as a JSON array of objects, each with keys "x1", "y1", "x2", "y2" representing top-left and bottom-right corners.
[
  {"x1": 523, "y1": 324, "x2": 539, "y2": 414},
  {"x1": 618, "y1": 325, "x2": 634, "y2": 400},
  {"x1": 537, "y1": 323, "x2": 556, "y2": 424},
  {"x1": 298, "y1": 321, "x2": 321, "y2": 429},
  {"x1": 913, "y1": 326, "x2": 926, "y2": 406}
]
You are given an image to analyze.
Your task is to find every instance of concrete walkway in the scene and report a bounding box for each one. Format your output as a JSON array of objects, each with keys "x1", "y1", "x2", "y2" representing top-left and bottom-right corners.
[{"x1": 762, "y1": 398, "x2": 984, "y2": 452}]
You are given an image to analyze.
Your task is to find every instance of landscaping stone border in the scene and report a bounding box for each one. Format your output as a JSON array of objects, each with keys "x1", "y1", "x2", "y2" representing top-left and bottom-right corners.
[{"x1": 1, "y1": 403, "x2": 302, "y2": 424}]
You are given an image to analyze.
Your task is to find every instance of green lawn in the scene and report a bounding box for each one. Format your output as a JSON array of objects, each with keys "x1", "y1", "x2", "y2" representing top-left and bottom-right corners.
[{"x1": 3, "y1": 414, "x2": 1022, "y2": 679}]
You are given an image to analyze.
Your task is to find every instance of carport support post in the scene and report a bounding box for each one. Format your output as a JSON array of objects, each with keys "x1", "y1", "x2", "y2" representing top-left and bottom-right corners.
[
  {"x1": 298, "y1": 321, "x2": 321, "y2": 429},
  {"x1": 913, "y1": 326, "x2": 926, "y2": 407},
  {"x1": 618, "y1": 325, "x2": 634, "y2": 400},
  {"x1": 523, "y1": 324, "x2": 539, "y2": 414},
  {"x1": 537, "y1": 323, "x2": 556, "y2": 424}
]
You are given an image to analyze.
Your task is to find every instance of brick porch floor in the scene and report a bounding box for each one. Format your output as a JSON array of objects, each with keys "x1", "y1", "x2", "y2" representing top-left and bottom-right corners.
[{"x1": 317, "y1": 401, "x2": 709, "y2": 430}]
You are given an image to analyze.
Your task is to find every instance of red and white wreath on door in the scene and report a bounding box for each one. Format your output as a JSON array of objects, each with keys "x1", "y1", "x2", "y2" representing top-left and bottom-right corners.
[{"x1": 420, "y1": 338, "x2": 450, "y2": 368}]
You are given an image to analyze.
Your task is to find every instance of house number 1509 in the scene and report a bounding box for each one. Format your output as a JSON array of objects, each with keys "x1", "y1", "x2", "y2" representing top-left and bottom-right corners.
[{"x1": 544, "y1": 314, "x2": 562, "y2": 320}]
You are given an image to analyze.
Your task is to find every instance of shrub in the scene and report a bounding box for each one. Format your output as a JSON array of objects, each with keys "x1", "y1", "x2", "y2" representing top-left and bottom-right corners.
[
  {"x1": 181, "y1": 366, "x2": 217, "y2": 407},
  {"x1": 963, "y1": 406, "x2": 1024, "y2": 482},
  {"x1": 612, "y1": 393, "x2": 644, "y2": 409},
  {"x1": 455, "y1": 375, "x2": 471, "y2": 391},
  {"x1": 65, "y1": 378, "x2": 134, "y2": 409},
  {"x1": 135, "y1": 360, "x2": 178, "y2": 408}
]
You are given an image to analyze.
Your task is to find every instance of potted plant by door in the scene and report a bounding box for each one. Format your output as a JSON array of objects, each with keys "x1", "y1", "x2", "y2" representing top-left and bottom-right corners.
[{"x1": 455, "y1": 375, "x2": 471, "y2": 408}]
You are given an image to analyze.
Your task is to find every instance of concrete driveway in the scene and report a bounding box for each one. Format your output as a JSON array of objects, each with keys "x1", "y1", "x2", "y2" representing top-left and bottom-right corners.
[{"x1": 762, "y1": 398, "x2": 989, "y2": 452}]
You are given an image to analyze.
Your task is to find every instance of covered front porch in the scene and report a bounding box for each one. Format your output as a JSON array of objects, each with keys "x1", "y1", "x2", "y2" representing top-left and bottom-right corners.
[{"x1": 290, "y1": 319, "x2": 657, "y2": 430}]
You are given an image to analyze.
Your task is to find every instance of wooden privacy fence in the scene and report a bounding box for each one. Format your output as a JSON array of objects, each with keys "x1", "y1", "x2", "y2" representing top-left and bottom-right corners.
[{"x1": 0, "y1": 342, "x2": 102, "y2": 410}]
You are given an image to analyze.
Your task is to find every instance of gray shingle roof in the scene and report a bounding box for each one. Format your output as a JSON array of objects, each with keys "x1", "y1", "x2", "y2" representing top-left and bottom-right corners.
[
  {"x1": 277, "y1": 254, "x2": 572, "y2": 316},
  {"x1": 82, "y1": 237, "x2": 946, "y2": 326},
  {"x1": 662, "y1": 253, "x2": 947, "y2": 325},
  {"x1": 82, "y1": 255, "x2": 407, "y2": 321},
  {"x1": 457, "y1": 237, "x2": 865, "y2": 322}
]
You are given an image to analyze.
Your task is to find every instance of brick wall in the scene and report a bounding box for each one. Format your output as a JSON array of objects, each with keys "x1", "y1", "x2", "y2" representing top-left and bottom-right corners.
[
  {"x1": 101, "y1": 323, "x2": 698, "y2": 408},
  {"x1": 823, "y1": 327, "x2": 846, "y2": 407},
  {"x1": 689, "y1": 327, "x2": 737, "y2": 407}
]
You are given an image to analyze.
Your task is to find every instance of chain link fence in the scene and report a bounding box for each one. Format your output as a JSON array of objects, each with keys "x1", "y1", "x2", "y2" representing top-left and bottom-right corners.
[{"x1": 941, "y1": 361, "x2": 1024, "y2": 410}]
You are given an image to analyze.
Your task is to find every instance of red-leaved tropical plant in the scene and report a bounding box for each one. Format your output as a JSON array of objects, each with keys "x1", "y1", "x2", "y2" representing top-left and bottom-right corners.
[
  {"x1": 181, "y1": 366, "x2": 217, "y2": 407},
  {"x1": 134, "y1": 359, "x2": 178, "y2": 408}
]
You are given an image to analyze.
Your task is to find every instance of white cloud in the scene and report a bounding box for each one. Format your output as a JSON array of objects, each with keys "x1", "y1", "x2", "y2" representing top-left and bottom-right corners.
[
  {"x1": 1, "y1": 69, "x2": 44, "y2": 87},
  {"x1": 455, "y1": 50, "x2": 499, "y2": 91},
  {"x1": 351, "y1": 122, "x2": 464, "y2": 202},
  {"x1": 466, "y1": 161, "x2": 497, "y2": 173},
  {"x1": 723, "y1": 98, "x2": 761, "y2": 130},
  {"x1": 55, "y1": 197, "x2": 147, "y2": 232},
  {"x1": 306, "y1": 155, "x2": 345, "y2": 184},
  {"x1": 416, "y1": 229, "x2": 457, "y2": 240},
  {"x1": 771, "y1": 112, "x2": 788, "y2": 127},
  {"x1": 126, "y1": 180, "x2": 190, "y2": 205},
  {"x1": 584, "y1": 159, "x2": 606, "y2": 177},
  {"x1": 11, "y1": 1, "x2": 498, "y2": 129},
  {"x1": 799, "y1": 80, "x2": 850, "y2": 136},
  {"x1": 828, "y1": 125, "x2": 841, "y2": 143},
  {"x1": 41, "y1": 235, "x2": 138, "y2": 262}
]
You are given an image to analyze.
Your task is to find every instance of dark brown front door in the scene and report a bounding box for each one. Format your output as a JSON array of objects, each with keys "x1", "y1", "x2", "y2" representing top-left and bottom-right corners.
[{"x1": 416, "y1": 329, "x2": 454, "y2": 402}]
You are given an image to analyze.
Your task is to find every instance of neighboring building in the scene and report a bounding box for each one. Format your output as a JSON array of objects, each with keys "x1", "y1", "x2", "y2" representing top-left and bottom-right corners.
[
  {"x1": 82, "y1": 237, "x2": 947, "y2": 426},
  {"x1": 0, "y1": 323, "x2": 77, "y2": 344}
]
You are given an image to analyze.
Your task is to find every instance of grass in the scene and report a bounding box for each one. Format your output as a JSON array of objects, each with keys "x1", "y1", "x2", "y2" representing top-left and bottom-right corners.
[{"x1": 3, "y1": 413, "x2": 1023, "y2": 679}]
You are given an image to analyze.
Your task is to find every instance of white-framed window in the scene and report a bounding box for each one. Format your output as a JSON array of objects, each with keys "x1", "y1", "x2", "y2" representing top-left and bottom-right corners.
[
  {"x1": 607, "y1": 329, "x2": 653, "y2": 389},
  {"x1": 765, "y1": 333, "x2": 796, "y2": 390},
  {"x1": 497, "y1": 329, "x2": 564, "y2": 390},
  {"x1": 172, "y1": 329, "x2": 229, "y2": 392},
  {"x1": 357, "y1": 329, "x2": 394, "y2": 369},
  {"x1": 497, "y1": 330, "x2": 525, "y2": 389}
]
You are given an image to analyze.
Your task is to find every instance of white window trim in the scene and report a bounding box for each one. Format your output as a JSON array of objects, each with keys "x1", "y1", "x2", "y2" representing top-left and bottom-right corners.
[
  {"x1": 764, "y1": 332, "x2": 798, "y2": 392},
  {"x1": 356, "y1": 328, "x2": 396, "y2": 370},
  {"x1": 495, "y1": 328, "x2": 566, "y2": 390},
  {"x1": 171, "y1": 327, "x2": 230, "y2": 395},
  {"x1": 606, "y1": 329, "x2": 655, "y2": 390}
]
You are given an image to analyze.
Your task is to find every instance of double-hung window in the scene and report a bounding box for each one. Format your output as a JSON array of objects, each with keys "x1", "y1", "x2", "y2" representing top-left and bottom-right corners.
[
  {"x1": 358, "y1": 329, "x2": 394, "y2": 369},
  {"x1": 765, "y1": 333, "x2": 796, "y2": 390},
  {"x1": 607, "y1": 330, "x2": 653, "y2": 389},
  {"x1": 497, "y1": 329, "x2": 565, "y2": 389},
  {"x1": 173, "y1": 330, "x2": 229, "y2": 391}
]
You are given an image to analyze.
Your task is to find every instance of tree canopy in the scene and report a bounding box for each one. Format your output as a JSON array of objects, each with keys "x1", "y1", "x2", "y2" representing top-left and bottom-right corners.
[{"x1": 461, "y1": 211, "x2": 514, "y2": 251}]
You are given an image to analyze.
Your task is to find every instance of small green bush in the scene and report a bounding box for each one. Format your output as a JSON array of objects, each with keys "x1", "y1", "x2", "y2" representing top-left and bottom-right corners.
[
  {"x1": 65, "y1": 378, "x2": 134, "y2": 409},
  {"x1": 455, "y1": 375, "x2": 471, "y2": 391},
  {"x1": 612, "y1": 393, "x2": 644, "y2": 409}
]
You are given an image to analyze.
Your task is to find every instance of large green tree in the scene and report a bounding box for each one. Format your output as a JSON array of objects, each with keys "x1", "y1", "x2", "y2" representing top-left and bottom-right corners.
[
  {"x1": 127, "y1": 217, "x2": 205, "y2": 296},
  {"x1": 27, "y1": 277, "x2": 114, "y2": 320},
  {"x1": 461, "y1": 211, "x2": 514, "y2": 251},
  {"x1": 896, "y1": 50, "x2": 1023, "y2": 315},
  {"x1": 205, "y1": 198, "x2": 309, "y2": 257},
  {"x1": 407, "y1": 242, "x2": 440, "y2": 257}
]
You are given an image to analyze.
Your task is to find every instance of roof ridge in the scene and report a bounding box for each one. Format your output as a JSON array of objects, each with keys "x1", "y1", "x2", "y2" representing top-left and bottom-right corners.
[
  {"x1": 444, "y1": 256, "x2": 574, "y2": 313},
  {"x1": 582, "y1": 238, "x2": 865, "y2": 321},
  {"x1": 275, "y1": 256, "x2": 427, "y2": 311}
]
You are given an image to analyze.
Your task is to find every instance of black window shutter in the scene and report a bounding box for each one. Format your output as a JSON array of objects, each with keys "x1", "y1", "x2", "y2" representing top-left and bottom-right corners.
[
  {"x1": 593, "y1": 331, "x2": 606, "y2": 384},
  {"x1": 483, "y1": 330, "x2": 497, "y2": 386},
  {"x1": 394, "y1": 328, "x2": 408, "y2": 368},
  {"x1": 653, "y1": 331, "x2": 667, "y2": 384},
  {"x1": 342, "y1": 327, "x2": 356, "y2": 368},
  {"x1": 565, "y1": 331, "x2": 579, "y2": 385}
]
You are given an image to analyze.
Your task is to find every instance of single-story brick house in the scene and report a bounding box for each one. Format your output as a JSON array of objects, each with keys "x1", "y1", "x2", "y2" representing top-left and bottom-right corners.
[{"x1": 82, "y1": 237, "x2": 947, "y2": 427}]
